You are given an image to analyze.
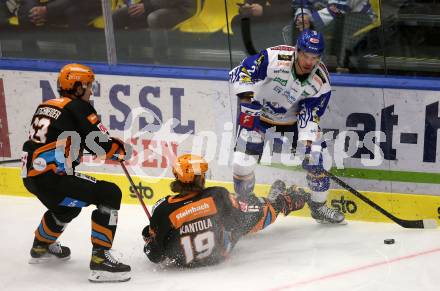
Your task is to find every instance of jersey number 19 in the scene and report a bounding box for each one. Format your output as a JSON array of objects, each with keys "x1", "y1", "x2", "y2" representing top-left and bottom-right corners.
[{"x1": 180, "y1": 231, "x2": 215, "y2": 264}]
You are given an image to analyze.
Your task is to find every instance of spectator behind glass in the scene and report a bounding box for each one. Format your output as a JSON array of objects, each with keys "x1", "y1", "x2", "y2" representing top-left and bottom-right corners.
[
  {"x1": 17, "y1": 0, "x2": 102, "y2": 29},
  {"x1": 233, "y1": 0, "x2": 292, "y2": 49},
  {"x1": 237, "y1": 0, "x2": 290, "y2": 24},
  {"x1": 293, "y1": 0, "x2": 377, "y2": 31},
  {"x1": 1, "y1": 0, "x2": 19, "y2": 28},
  {"x1": 238, "y1": 1, "x2": 264, "y2": 18},
  {"x1": 112, "y1": 0, "x2": 196, "y2": 30},
  {"x1": 292, "y1": 0, "x2": 378, "y2": 71}
]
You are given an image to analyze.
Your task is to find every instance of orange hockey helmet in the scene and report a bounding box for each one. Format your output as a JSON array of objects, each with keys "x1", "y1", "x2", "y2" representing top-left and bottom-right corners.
[
  {"x1": 172, "y1": 154, "x2": 208, "y2": 184},
  {"x1": 57, "y1": 63, "x2": 95, "y2": 91}
]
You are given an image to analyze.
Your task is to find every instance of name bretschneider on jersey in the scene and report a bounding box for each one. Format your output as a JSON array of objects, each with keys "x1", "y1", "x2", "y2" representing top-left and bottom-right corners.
[{"x1": 35, "y1": 107, "x2": 62, "y2": 120}]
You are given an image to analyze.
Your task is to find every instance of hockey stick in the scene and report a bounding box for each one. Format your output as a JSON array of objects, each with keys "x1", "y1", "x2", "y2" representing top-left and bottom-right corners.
[
  {"x1": 324, "y1": 169, "x2": 437, "y2": 229},
  {"x1": 120, "y1": 161, "x2": 151, "y2": 220},
  {"x1": 241, "y1": 17, "x2": 258, "y2": 55},
  {"x1": 0, "y1": 158, "x2": 21, "y2": 165}
]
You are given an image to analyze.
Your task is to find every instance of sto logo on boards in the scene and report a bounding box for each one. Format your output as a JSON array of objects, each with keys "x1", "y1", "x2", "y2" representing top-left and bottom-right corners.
[
  {"x1": 129, "y1": 182, "x2": 154, "y2": 200},
  {"x1": 331, "y1": 195, "x2": 358, "y2": 214}
]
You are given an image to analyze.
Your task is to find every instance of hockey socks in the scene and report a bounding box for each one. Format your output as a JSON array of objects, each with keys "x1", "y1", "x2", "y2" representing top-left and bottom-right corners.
[
  {"x1": 34, "y1": 211, "x2": 66, "y2": 244},
  {"x1": 91, "y1": 206, "x2": 118, "y2": 249}
]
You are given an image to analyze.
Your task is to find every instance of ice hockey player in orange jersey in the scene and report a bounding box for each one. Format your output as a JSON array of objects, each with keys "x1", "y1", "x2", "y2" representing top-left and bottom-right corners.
[{"x1": 142, "y1": 154, "x2": 311, "y2": 267}]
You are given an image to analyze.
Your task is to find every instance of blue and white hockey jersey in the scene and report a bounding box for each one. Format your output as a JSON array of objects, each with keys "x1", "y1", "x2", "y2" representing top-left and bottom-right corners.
[{"x1": 229, "y1": 45, "x2": 331, "y2": 142}]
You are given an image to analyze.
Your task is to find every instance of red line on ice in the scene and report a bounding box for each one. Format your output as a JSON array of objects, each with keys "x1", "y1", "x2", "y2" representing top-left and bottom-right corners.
[{"x1": 269, "y1": 247, "x2": 440, "y2": 291}]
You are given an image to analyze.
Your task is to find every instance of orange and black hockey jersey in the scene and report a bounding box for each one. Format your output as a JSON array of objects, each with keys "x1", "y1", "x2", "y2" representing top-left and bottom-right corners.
[
  {"x1": 143, "y1": 186, "x2": 278, "y2": 267},
  {"x1": 22, "y1": 96, "x2": 124, "y2": 177}
]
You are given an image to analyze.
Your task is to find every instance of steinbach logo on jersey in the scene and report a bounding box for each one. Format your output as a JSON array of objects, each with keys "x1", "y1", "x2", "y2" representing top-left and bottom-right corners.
[
  {"x1": 176, "y1": 203, "x2": 210, "y2": 220},
  {"x1": 170, "y1": 197, "x2": 218, "y2": 228}
]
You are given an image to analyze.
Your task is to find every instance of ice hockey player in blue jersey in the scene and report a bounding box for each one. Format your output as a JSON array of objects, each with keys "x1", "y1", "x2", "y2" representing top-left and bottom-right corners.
[{"x1": 229, "y1": 29, "x2": 345, "y2": 224}]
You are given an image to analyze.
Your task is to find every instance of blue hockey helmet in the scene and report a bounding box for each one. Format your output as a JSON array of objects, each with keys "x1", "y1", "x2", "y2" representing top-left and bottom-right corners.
[{"x1": 296, "y1": 29, "x2": 325, "y2": 56}]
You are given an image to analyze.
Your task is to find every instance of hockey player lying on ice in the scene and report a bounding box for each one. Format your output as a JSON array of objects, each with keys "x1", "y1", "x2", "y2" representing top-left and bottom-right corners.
[{"x1": 142, "y1": 154, "x2": 310, "y2": 267}]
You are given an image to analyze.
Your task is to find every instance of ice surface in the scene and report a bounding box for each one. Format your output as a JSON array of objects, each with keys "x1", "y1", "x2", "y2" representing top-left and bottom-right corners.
[{"x1": 1, "y1": 195, "x2": 440, "y2": 291}]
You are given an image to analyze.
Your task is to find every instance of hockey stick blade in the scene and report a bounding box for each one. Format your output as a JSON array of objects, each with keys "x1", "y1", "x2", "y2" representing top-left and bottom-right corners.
[
  {"x1": 421, "y1": 219, "x2": 438, "y2": 229},
  {"x1": 325, "y1": 170, "x2": 438, "y2": 229}
]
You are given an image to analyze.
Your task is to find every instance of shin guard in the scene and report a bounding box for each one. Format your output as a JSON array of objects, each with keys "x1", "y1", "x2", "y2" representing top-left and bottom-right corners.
[
  {"x1": 233, "y1": 173, "x2": 255, "y2": 200},
  {"x1": 34, "y1": 211, "x2": 67, "y2": 245},
  {"x1": 91, "y1": 206, "x2": 118, "y2": 249}
]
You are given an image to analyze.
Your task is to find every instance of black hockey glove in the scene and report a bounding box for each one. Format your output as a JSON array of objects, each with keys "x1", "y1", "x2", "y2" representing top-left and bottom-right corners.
[
  {"x1": 142, "y1": 225, "x2": 152, "y2": 243},
  {"x1": 142, "y1": 225, "x2": 164, "y2": 264}
]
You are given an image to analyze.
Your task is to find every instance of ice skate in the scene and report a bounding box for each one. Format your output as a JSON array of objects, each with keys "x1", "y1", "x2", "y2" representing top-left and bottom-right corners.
[
  {"x1": 29, "y1": 241, "x2": 71, "y2": 264},
  {"x1": 269, "y1": 180, "x2": 310, "y2": 216},
  {"x1": 309, "y1": 201, "x2": 345, "y2": 224},
  {"x1": 268, "y1": 180, "x2": 287, "y2": 202},
  {"x1": 89, "y1": 248, "x2": 131, "y2": 283}
]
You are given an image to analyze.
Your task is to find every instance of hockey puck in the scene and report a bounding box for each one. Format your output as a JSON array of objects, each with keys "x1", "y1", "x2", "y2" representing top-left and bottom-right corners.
[{"x1": 384, "y1": 239, "x2": 395, "y2": 244}]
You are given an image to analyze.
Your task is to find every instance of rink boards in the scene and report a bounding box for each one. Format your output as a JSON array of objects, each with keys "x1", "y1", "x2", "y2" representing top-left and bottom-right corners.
[
  {"x1": 1, "y1": 167, "x2": 439, "y2": 224},
  {"x1": 1, "y1": 63, "x2": 440, "y2": 195}
]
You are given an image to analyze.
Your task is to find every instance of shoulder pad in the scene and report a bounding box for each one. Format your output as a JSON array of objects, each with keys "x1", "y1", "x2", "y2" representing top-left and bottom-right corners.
[
  {"x1": 314, "y1": 70, "x2": 327, "y2": 85},
  {"x1": 316, "y1": 63, "x2": 330, "y2": 83},
  {"x1": 205, "y1": 186, "x2": 229, "y2": 196},
  {"x1": 43, "y1": 97, "x2": 72, "y2": 109},
  {"x1": 65, "y1": 98, "x2": 96, "y2": 115},
  {"x1": 152, "y1": 196, "x2": 168, "y2": 215}
]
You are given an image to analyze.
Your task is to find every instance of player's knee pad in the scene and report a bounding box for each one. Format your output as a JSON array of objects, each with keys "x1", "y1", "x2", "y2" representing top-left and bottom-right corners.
[
  {"x1": 232, "y1": 151, "x2": 258, "y2": 177},
  {"x1": 232, "y1": 152, "x2": 258, "y2": 198},
  {"x1": 233, "y1": 173, "x2": 255, "y2": 198},
  {"x1": 306, "y1": 172, "x2": 330, "y2": 192},
  {"x1": 96, "y1": 181, "x2": 122, "y2": 210},
  {"x1": 95, "y1": 205, "x2": 119, "y2": 226}
]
